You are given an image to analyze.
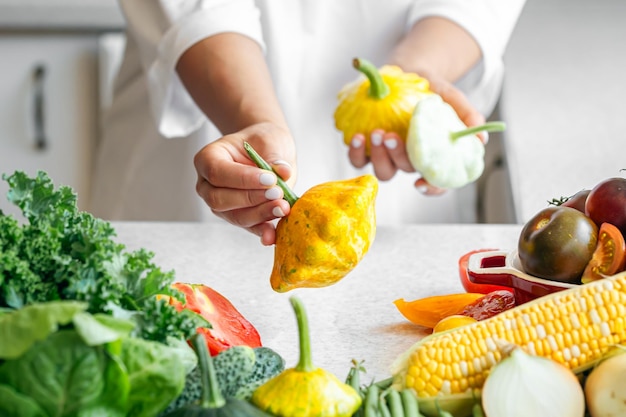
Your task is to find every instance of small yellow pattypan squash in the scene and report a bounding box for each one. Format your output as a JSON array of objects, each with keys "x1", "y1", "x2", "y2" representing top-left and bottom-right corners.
[
  {"x1": 244, "y1": 143, "x2": 378, "y2": 293},
  {"x1": 334, "y1": 58, "x2": 432, "y2": 155},
  {"x1": 251, "y1": 296, "x2": 362, "y2": 417}
]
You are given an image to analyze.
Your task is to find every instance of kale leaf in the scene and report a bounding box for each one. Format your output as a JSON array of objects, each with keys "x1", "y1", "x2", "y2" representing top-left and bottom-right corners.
[{"x1": 0, "y1": 171, "x2": 203, "y2": 343}]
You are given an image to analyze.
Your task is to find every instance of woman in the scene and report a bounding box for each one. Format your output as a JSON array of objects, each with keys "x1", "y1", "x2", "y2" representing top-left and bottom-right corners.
[{"x1": 90, "y1": 0, "x2": 526, "y2": 244}]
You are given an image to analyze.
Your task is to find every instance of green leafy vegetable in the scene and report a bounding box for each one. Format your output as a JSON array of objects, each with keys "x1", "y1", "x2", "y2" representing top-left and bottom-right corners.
[
  {"x1": 0, "y1": 330, "x2": 124, "y2": 416},
  {"x1": 0, "y1": 385, "x2": 48, "y2": 417},
  {"x1": 0, "y1": 300, "x2": 87, "y2": 359},
  {"x1": 0, "y1": 171, "x2": 204, "y2": 342},
  {"x1": 0, "y1": 301, "x2": 195, "y2": 417}
]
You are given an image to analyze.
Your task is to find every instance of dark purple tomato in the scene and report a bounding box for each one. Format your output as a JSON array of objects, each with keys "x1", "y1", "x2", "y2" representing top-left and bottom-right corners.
[
  {"x1": 562, "y1": 189, "x2": 590, "y2": 213},
  {"x1": 518, "y1": 206, "x2": 598, "y2": 283},
  {"x1": 585, "y1": 177, "x2": 626, "y2": 235}
]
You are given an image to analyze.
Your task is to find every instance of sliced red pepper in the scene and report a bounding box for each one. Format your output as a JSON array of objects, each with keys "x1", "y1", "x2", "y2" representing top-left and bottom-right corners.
[
  {"x1": 169, "y1": 282, "x2": 262, "y2": 355},
  {"x1": 458, "y1": 249, "x2": 514, "y2": 294}
]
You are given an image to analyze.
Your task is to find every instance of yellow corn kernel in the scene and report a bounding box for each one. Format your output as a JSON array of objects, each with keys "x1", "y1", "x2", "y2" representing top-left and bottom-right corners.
[{"x1": 395, "y1": 271, "x2": 626, "y2": 398}]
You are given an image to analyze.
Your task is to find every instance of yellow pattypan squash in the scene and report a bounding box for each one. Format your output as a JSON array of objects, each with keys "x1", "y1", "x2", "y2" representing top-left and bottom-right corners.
[
  {"x1": 271, "y1": 174, "x2": 377, "y2": 292},
  {"x1": 244, "y1": 142, "x2": 378, "y2": 293},
  {"x1": 251, "y1": 296, "x2": 362, "y2": 417},
  {"x1": 334, "y1": 58, "x2": 432, "y2": 155}
]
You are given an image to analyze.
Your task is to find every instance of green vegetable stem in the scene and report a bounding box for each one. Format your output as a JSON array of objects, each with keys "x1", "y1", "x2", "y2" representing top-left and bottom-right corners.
[
  {"x1": 344, "y1": 361, "x2": 423, "y2": 417},
  {"x1": 161, "y1": 334, "x2": 273, "y2": 417},
  {"x1": 449, "y1": 121, "x2": 506, "y2": 141},
  {"x1": 243, "y1": 141, "x2": 299, "y2": 207},
  {"x1": 353, "y1": 58, "x2": 390, "y2": 99}
]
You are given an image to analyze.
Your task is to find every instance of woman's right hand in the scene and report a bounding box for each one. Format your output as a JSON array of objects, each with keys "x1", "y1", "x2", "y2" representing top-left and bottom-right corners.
[{"x1": 194, "y1": 122, "x2": 297, "y2": 246}]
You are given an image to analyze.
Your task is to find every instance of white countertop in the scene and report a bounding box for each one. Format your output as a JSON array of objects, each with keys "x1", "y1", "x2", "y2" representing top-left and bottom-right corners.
[{"x1": 113, "y1": 222, "x2": 522, "y2": 382}]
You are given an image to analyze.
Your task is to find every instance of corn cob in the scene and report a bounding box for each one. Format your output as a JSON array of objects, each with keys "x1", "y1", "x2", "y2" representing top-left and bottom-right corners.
[{"x1": 393, "y1": 271, "x2": 626, "y2": 399}]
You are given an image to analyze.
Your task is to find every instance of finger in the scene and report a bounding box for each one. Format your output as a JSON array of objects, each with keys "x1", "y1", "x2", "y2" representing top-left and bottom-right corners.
[
  {"x1": 382, "y1": 132, "x2": 414, "y2": 172},
  {"x1": 194, "y1": 143, "x2": 278, "y2": 191},
  {"x1": 348, "y1": 133, "x2": 369, "y2": 168},
  {"x1": 414, "y1": 177, "x2": 447, "y2": 196},
  {"x1": 369, "y1": 130, "x2": 397, "y2": 181},
  {"x1": 256, "y1": 223, "x2": 277, "y2": 246},
  {"x1": 196, "y1": 172, "x2": 286, "y2": 211},
  {"x1": 212, "y1": 198, "x2": 291, "y2": 229},
  {"x1": 427, "y1": 80, "x2": 488, "y2": 143},
  {"x1": 270, "y1": 159, "x2": 295, "y2": 185}
]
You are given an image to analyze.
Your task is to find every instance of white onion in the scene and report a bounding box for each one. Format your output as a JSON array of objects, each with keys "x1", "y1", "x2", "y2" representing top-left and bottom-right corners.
[{"x1": 481, "y1": 346, "x2": 585, "y2": 417}]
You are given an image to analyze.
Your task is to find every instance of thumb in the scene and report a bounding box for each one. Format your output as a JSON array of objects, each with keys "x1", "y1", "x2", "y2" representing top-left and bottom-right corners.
[{"x1": 270, "y1": 159, "x2": 295, "y2": 185}]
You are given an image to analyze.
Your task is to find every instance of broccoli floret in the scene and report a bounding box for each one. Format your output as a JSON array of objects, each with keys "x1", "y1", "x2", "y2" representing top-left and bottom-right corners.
[{"x1": 159, "y1": 346, "x2": 285, "y2": 415}]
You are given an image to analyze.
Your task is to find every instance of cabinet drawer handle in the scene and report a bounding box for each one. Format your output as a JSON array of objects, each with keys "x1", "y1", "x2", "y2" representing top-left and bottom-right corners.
[{"x1": 33, "y1": 64, "x2": 47, "y2": 151}]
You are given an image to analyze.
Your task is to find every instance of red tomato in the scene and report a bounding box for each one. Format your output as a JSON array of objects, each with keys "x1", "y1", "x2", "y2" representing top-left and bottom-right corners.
[
  {"x1": 581, "y1": 223, "x2": 626, "y2": 284},
  {"x1": 458, "y1": 249, "x2": 514, "y2": 294},
  {"x1": 169, "y1": 282, "x2": 262, "y2": 355},
  {"x1": 585, "y1": 177, "x2": 626, "y2": 235}
]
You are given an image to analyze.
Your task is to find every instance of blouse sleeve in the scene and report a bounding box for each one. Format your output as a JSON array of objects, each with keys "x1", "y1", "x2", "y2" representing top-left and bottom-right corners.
[
  {"x1": 406, "y1": 0, "x2": 526, "y2": 115},
  {"x1": 118, "y1": 0, "x2": 265, "y2": 138}
]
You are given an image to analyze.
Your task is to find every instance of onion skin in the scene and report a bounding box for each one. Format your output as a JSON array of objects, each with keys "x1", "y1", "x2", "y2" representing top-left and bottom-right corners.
[
  {"x1": 481, "y1": 347, "x2": 585, "y2": 417},
  {"x1": 585, "y1": 351, "x2": 626, "y2": 417}
]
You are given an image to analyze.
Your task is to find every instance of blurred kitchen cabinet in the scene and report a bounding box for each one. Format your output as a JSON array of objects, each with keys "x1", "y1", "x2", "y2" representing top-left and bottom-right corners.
[{"x1": 0, "y1": 33, "x2": 99, "y2": 218}]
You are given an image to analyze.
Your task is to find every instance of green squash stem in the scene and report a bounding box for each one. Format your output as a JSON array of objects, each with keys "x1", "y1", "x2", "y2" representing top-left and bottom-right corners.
[
  {"x1": 243, "y1": 142, "x2": 299, "y2": 207},
  {"x1": 191, "y1": 333, "x2": 226, "y2": 409},
  {"x1": 449, "y1": 121, "x2": 507, "y2": 141},
  {"x1": 353, "y1": 58, "x2": 390, "y2": 100},
  {"x1": 290, "y1": 296, "x2": 315, "y2": 373}
]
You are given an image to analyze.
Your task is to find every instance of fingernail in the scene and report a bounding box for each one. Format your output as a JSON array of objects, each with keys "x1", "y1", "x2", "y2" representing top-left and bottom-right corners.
[
  {"x1": 384, "y1": 138, "x2": 398, "y2": 150},
  {"x1": 415, "y1": 185, "x2": 429, "y2": 194},
  {"x1": 371, "y1": 132, "x2": 383, "y2": 146},
  {"x1": 272, "y1": 206, "x2": 285, "y2": 217},
  {"x1": 265, "y1": 187, "x2": 282, "y2": 200},
  {"x1": 483, "y1": 131, "x2": 489, "y2": 145},
  {"x1": 259, "y1": 172, "x2": 276, "y2": 186},
  {"x1": 351, "y1": 136, "x2": 363, "y2": 148},
  {"x1": 272, "y1": 159, "x2": 291, "y2": 168}
]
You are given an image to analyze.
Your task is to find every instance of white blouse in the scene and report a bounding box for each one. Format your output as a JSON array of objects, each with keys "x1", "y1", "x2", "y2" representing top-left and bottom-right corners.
[{"x1": 90, "y1": 0, "x2": 526, "y2": 224}]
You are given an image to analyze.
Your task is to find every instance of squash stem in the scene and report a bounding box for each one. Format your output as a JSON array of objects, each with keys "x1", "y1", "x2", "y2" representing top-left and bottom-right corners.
[
  {"x1": 191, "y1": 333, "x2": 226, "y2": 409},
  {"x1": 353, "y1": 58, "x2": 390, "y2": 100},
  {"x1": 243, "y1": 142, "x2": 299, "y2": 207},
  {"x1": 450, "y1": 121, "x2": 506, "y2": 141},
  {"x1": 290, "y1": 296, "x2": 315, "y2": 373}
]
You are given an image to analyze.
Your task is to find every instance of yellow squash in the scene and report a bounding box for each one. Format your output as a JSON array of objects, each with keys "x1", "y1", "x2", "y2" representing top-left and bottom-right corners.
[
  {"x1": 334, "y1": 58, "x2": 432, "y2": 155},
  {"x1": 251, "y1": 296, "x2": 362, "y2": 417},
  {"x1": 244, "y1": 143, "x2": 378, "y2": 293},
  {"x1": 271, "y1": 174, "x2": 377, "y2": 292}
]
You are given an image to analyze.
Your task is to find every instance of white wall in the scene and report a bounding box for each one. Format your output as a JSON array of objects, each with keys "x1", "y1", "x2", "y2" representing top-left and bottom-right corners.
[{"x1": 500, "y1": 0, "x2": 626, "y2": 223}]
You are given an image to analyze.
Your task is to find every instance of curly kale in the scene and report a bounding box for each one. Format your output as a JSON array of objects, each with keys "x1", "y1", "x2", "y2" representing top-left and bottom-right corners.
[{"x1": 0, "y1": 171, "x2": 204, "y2": 343}]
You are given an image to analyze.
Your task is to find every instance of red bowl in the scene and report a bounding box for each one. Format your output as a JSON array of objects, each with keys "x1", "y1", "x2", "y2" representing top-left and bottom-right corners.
[{"x1": 465, "y1": 249, "x2": 577, "y2": 304}]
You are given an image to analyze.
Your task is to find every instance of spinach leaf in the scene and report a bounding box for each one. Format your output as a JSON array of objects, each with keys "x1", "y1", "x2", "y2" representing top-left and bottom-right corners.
[
  {"x1": 0, "y1": 330, "x2": 124, "y2": 417},
  {"x1": 0, "y1": 385, "x2": 47, "y2": 417},
  {"x1": 72, "y1": 312, "x2": 135, "y2": 346},
  {"x1": 0, "y1": 300, "x2": 87, "y2": 359},
  {"x1": 120, "y1": 337, "x2": 188, "y2": 417}
]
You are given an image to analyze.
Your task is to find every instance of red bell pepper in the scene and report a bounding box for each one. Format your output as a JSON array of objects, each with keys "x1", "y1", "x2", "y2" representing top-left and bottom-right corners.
[
  {"x1": 458, "y1": 249, "x2": 514, "y2": 294},
  {"x1": 168, "y1": 282, "x2": 262, "y2": 355}
]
